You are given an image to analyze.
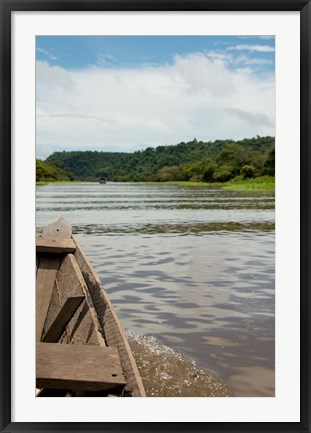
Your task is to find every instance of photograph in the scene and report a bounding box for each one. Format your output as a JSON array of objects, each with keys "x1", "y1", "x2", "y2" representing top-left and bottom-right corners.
[
  {"x1": 1, "y1": 1, "x2": 309, "y2": 431},
  {"x1": 35, "y1": 35, "x2": 276, "y2": 398}
]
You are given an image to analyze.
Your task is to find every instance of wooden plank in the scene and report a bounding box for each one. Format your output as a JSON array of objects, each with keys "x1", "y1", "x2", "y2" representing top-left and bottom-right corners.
[
  {"x1": 41, "y1": 254, "x2": 84, "y2": 341},
  {"x1": 36, "y1": 343, "x2": 126, "y2": 391},
  {"x1": 63, "y1": 254, "x2": 106, "y2": 347},
  {"x1": 36, "y1": 257, "x2": 60, "y2": 341},
  {"x1": 74, "y1": 240, "x2": 146, "y2": 397},
  {"x1": 36, "y1": 218, "x2": 71, "y2": 340},
  {"x1": 41, "y1": 295, "x2": 85, "y2": 343},
  {"x1": 36, "y1": 237, "x2": 76, "y2": 254},
  {"x1": 42, "y1": 217, "x2": 72, "y2": 239},
  {"x1": 42, "y1": 254, "x2": 106, "y2": 346}
]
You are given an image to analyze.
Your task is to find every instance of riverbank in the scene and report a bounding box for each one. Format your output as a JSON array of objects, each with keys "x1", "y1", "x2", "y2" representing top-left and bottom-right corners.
[
  {"x1": 36, "y1": 180, "x2": 83, "y2": 185},
  {"x1": 165, "y1": 176, "x2": 275, "y2": 191},
  {"x1": 36, "y1": 176, "x2": 275, "y2": 191},
  {"x1": 223, "y1": 175, "x2": 275, "y2": 191}
]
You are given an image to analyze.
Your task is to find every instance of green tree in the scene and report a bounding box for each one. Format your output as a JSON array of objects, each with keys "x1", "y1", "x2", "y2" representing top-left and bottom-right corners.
[
  {"x1": 241, "y1": 164, "x2": 256, "y2": 178},
  {"x1": 202, "y1": 161, "x2": 217, "y2": 182},
  {"x1": 263, "y1": 146, "x2": 275, "y2": 176},
  {"x1": 44, "y1": 136, "x2": 275, "y2": 182},
  {"x1": 213, "y1": 165, "x2": 233, "y2": 182},
  {"x1": 36, "y1": 159, "x2": 74, "y2": 181}
]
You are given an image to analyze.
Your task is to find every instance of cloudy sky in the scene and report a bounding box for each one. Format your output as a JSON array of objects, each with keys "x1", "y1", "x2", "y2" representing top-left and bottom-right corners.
[{"x1": 36, "y1": 36, "x2": 275, "y2": 160}]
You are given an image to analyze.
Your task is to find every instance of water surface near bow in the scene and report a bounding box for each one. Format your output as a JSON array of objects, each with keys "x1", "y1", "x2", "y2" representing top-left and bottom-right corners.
[{"x1": 36, "y1": 182, "x2": 275, "y2": 397}]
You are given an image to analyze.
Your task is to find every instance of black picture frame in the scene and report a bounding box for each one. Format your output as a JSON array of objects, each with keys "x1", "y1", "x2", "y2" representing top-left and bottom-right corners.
[{"x1": 1, "y1": 0, "x2": 310, "y2": 432}]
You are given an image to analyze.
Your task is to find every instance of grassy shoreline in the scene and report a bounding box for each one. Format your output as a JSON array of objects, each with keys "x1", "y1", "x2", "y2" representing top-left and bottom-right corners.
[
  {"x1": 223, "y1": 176, "x2": 274, "y2": 191},
  {"x1": 161, "y1": 176, "x2": 274, "y2": 191},
  {"x1": 36, "y1": 176, "x2": 274, "y2": 191},
  {"x1": 36, "y1": 180, "x2": 84, "y2": 185}
]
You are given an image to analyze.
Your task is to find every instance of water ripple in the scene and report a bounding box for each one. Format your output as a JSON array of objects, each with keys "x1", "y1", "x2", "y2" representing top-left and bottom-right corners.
[{"x1": 36, "y1": 182, "x2": 275, "y2": 397}]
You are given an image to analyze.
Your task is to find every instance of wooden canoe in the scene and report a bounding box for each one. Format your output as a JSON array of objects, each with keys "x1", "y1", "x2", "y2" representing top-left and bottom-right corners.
[{"x1": 36, "y1": 217, "x2": 146, "y2": 397}]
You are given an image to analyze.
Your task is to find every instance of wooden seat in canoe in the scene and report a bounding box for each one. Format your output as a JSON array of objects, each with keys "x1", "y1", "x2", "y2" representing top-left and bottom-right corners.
[
  {"x1": 36, "y1": 217, "x2": 146, "y2": 397},
  {"x1": 36, "y1": 343, "x2": 126, "y2": 392}
]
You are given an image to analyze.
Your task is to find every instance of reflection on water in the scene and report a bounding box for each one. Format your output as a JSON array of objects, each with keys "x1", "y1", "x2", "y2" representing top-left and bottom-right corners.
[
  {"x1": 36, "y1": 182, "x2": 275, "y2": 397},
  {"x1": 71, "y1": 221, "x2": 274, "y2": 235}
]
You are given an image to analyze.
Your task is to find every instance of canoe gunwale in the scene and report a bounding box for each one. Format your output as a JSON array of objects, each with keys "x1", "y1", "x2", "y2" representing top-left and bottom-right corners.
[
  {"x1": 73, "y1": 240, "x2": 146, "y2": 397},
  {"x1": 36, "y1": 218, "x2": 146, "y2": 397}
]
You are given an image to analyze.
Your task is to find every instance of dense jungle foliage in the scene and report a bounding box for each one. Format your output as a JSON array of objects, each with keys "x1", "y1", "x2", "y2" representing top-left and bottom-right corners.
[
  {"x1": 38, "y1": 136, "x2": 275, "y2": 183},
  {"x1": 36, "y1": 159, "x2": 74, "y2": 182}
]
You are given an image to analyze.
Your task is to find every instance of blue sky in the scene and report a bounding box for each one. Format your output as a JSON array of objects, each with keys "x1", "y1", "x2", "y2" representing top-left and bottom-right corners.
[
  {"x1": 36, "y1": 35, "x2": 275, "y2": 71},
  {"x1": 36, "y1": 36, "x2": 275, "y2": 159}
]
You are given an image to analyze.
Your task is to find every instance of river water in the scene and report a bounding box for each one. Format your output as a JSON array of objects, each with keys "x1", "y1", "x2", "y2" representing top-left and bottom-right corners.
[{"x1": 36, "y1": 182, "x2": 275, "y2": 397}]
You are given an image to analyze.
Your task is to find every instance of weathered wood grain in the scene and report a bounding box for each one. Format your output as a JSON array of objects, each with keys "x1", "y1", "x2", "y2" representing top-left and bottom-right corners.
[
  {"x1": 36, "y1": 343, "x2": 126, "y2": 391},
  {"x1": 36, "y1": 218, "x2": 145, "y2": 397},
  {"x1": 36, "y1": 257, "x2": 60, "y2": 341},
  {"x1": 36, "y1": 237, "x2": 76, "y2": 254},
  {"x1": 41, "y1": 295, "x2": 84, "y2": 343},
  {"x1": 42, "y1": 217, "x2": 72, "y2": 239},
  {"x1": 43, "y1": 254, "x2": 106, "y2": 346},
  {"x1": 74, "y1": 241, "x2": 146, "y2": 396},
  {"x1": 65, "y1": 253, "x2": 107, "y2": 347},
  {"x1": 36, "y1": 218, "x2": 72, "y2": 340}
]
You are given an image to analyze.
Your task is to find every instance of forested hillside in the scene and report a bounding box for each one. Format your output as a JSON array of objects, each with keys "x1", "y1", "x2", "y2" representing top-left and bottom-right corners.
[
  {"x1": 42, "y1": 136, "x2": 274, "y2": 183},
  {"x1": 36, "y1": 159, "x2": 74, "y2": 182}
]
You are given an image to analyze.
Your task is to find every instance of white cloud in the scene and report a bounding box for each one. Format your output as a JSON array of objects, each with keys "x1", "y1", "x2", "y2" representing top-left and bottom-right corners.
[
  {"x1": 172, "y1": 53, "x2": 235, "y2": 96},
  {"x1": 204, "y1": 51, "x2": 273, "y2": 67},
  {"x1": 36, "y1": 47, "x2": 57, "y2": 61},
  {"x1": 228, "y1": 44, "x2": 275, "y2": 53},
  {"x1": 96, "y1": 54, "x2": 118, "y2": 67},
  {"x1": 225, "y1": 108, "x2": 274, "y2": 128},
  {"x1": 234, "y1": 56, "x2": 273, "y2": 66},
  {"x1": 36, "y1": 53, "x2": 275, "y2": 159},
  {"x1": 257, "y1": 36, "x2": 275, "y2": 39}
]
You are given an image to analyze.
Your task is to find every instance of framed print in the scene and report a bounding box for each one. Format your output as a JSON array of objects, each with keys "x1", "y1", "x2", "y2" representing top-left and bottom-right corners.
[{"x1": 1, "y1": 0, "x2": 310, "y2": 431}]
